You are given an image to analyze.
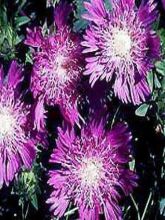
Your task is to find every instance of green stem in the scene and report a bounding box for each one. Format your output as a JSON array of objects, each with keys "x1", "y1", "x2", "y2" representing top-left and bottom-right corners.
[
  {"x1": 123, "y1": 205, "x2": 131, "y2": 219},
  {"x1": 141, "y1": 192, "x2": 152, "y2": 220},
  {"x1": 130, "y1": 194, "x2": 141, "y2": 220},
  {"x1": 24, "y1": 203, "x2": 30, "y2": 219},
  {"x1": 111, "y1": 106, "x2": 120, "y2": 128},
  {"x1": 65, "y1": 206, "x2": 78, "y2": 219},
  {"x1": 21, "y1": 202, "x2": 24, "y2": 220}
]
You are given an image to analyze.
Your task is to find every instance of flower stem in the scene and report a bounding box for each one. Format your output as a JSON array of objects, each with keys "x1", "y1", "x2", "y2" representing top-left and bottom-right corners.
[
  {"x1": 130, "y1": 194, "x2": 141, "y2": 220},
  {"x1": 141, "y1": 192, "x2": 152, "y2": 220}
]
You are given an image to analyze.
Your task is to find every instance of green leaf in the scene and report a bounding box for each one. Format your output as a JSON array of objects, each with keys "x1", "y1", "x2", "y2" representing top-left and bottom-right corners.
[
  {"x1": 15, "y1": 16, "x2": 30, "y2": 27},
  {"x1": 155, "y1": 60, "x2": 165, "y2": 76},
  {"x1": 25, "y1": 52, "x2": 33, "y2": 64},
  {"x1": 73, "y1": 19, "x2": 88, "y2": 32},
  {"x1": 15, "y1": 35, "x2": 23, "y2": 45},
  {"x1": 160, "y1": 198, "x2": 165, "y2": 216},
  {"x1": 154, "y1": 74, "x2": 161, "y2": 89},
  {"x1": 31, "y1": 194, "x2": 38, "y2": 210},
  {"x1": 105, "y1": 0, "x2": 112, "y2": 10},
  {"x1": 147, "y1": 71, "x2": 154, "y2": 91},
  {"x1": 158, "y1": 29, "x2": 165, "y2": 55},
  {"x1": 129, "y1": 159, "x2": 135, "y2": 171},
  {"x1": 73, "y1": 0, "x2": 112, "y2": 32},
  {"x1": 0, "y1": 5, "x2": 8, "y2": 26},
  {"x1": 161, "y1": 77, "x2": 165, "y2": 90},
  {"x1": 73, "y1": 0, "x2": 89, "y2": 32},
  {"x1": 135, "y1": 104, "x2": 150, "y2": 117},
  {"x1": 13, "y1": 161, "x2": 43, "y2": 215}
]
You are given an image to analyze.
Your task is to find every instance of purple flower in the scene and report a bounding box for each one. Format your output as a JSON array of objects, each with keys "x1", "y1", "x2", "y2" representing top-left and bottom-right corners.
[
  {"x1": 47, "y1": 121, "x2": 137, "y2": 219},
  {"x1": 25, "y1": 1, "x2": 83, "y2": 126},
  {"x1": 0, "y1": 61, "x2": 37, "y2": 187},
  {"x1": 82, "y1": 0, "x2": 160, "y2": 105},
  {"x1": 161, "y1": 0, "x2": 165, "y2": 10}
]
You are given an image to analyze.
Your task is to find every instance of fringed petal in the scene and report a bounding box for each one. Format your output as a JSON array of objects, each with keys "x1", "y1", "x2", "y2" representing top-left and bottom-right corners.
[
  {"x1": 7, "y1": 61, "x2": 23, "y2": 89},
  {"x1": 25, "y1": 27, "x2": 43, "y2": 47},
  {"x1": 54, "y1": 0, "x2": 72, "y2": 29}
]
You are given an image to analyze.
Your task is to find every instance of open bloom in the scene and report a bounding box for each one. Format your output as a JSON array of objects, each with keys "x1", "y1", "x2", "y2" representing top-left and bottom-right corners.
[
  {"x1": 0, "y1": 61, "x2": 37, "y2": 187},
  {"x1": 25, "y1": 1, "x2": 83, "y2": 126},
  {"x1": 82, "y1": 0, "x2": 160, "y2": 104},
  {"x1": 47, "y1": 121, "x2": 137, "y2": 219}
]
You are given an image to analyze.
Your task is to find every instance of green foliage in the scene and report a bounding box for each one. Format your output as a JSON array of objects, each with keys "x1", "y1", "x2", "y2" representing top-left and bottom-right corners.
[
  {"x1": 73, "y1": 0, "x2": 112, "y2": 32},
  {"x1": 15, "y1": 16, "x2": 30, "y2": 28},
  {"x1": 129, "y1": 159, "x2": 135, "y2": 171},
  {"x1": 47, "y1": 0, "x2": 61, "y2": 7},
  {"x1": 25, "y1": 50, "x2": 33, "y2": 64},
  {"x1": 73, "y1": 0, "x2": 89, "y2": 32},
  {"x1": 0, "y1": 1, "x2": 29, "y2": 61},
  {"x1": 0, "y1": 9, "x2": 18, "y2": 60},
  {"x1": 13, "y1": 161, "x2": 43, "y2": 219},
  {"x1": 160, "y1": 198, "x2": 165, "y2": 217},
  {"x1": 158, "y1": 28, "x2": 165, "y2": 55},
  {"x1": 155, "y1": 60, "x2": 165, "y2": 76},
  {"x1": 135, "y1": 103, "x2": 150, "y2": 117},
  {"x1": 147, "y1": 71, "x2": 154, "y2": 91},
  {"x1": 153, "y1": 62, "x2": 165, "y2": 135},
  {"x1": 105, "y1": 0, "x2": 112, "y2": 10},
  {"x1": 132, "y1": 15, "x2": 165, "y2": 220}
]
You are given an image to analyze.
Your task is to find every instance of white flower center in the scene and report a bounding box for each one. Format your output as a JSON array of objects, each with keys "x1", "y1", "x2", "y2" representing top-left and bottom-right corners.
[
  {"x1": 79, "y1": 158, "x2": 103, "y2": 187},
  {"x1": 0, "y1": 110, "x2": 15, "y2": 138},
  {"x1": 111, "y1": 28, "x2": 132, "y2": 58},
  {"x1": 55, "y1": 54, "x2": 69, "y2": 83}
]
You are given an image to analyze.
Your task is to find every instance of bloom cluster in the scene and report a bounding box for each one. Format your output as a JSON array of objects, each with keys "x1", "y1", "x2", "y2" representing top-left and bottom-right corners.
[{"x1": 0, "y1": 0, "x2": 160, "y2": 219}]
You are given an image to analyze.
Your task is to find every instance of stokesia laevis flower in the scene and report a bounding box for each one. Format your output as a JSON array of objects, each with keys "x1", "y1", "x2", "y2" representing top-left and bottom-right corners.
[
  {"x1": 25, "y1": 1, "x2": 83, "y2": 126},
  {"x1": 0, "y1": 61, "x2": 36, "y2": 187},
  {"x1": 82, "y1": 0, "x2": 160, "y2": 105},
  {"x1": 47, "y1": 121, "x2": 137, "y2": 219}
]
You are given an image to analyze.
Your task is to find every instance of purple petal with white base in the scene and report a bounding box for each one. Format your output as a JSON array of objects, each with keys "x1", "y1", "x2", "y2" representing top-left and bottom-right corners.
[
  {"x1": 25, "y1": 1, "x2": 83, "y2": 126},
  {"x1": 0, "y1": 61, "x2": 37, "y2": 187},
  {"x1": 47, "y1": 121, "x2": 137, "y2": 220},
  {"x1": 82, "y1": 0, "x2": 160, "y2": 105}
]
